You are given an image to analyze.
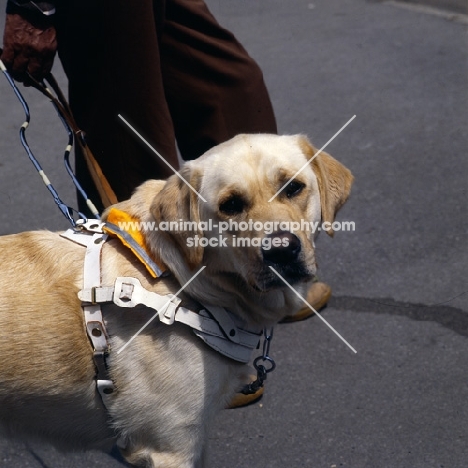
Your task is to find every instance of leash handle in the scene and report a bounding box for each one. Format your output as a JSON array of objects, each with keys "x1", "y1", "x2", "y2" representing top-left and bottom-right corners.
[
  {"x1": 29, "y1": 72, "x2": 118, "y2": 210},
  {"x1": 1, "y1": 59, "x2": 87, "y2": 226}
]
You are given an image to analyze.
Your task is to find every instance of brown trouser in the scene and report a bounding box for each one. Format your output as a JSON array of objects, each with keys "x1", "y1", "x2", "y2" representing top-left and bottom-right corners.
[{"x1": 55, "y1": 0, "x2": 277, "y2": 211}]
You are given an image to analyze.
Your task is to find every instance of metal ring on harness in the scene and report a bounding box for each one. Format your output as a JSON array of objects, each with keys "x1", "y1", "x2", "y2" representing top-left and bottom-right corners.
[
  {"x1": 240, "y1": 327, "x2": 276, "y2": 395},
  {"x1": 253, "y1": 355, "x2": 276, "y2": 374}
]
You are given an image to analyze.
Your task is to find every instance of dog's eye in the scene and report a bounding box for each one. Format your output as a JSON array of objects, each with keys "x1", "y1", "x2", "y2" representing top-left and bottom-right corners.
[
  {"x1": 284, "y1": 180, "x2": 305, "y2": 198},
  {"x1": 219, "y1": 196, "x2": 245, "y2": 215}
]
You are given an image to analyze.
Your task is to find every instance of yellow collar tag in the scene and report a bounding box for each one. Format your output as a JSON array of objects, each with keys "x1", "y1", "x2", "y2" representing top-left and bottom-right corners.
[{"x1": 103, "y1": 208, "x2": 166, "y2": 278}]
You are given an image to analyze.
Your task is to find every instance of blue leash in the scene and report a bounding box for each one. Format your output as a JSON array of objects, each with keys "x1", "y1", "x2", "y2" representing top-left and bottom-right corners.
[{"x1": 0, "y1": 60, "x2": 100, "y2": 227}]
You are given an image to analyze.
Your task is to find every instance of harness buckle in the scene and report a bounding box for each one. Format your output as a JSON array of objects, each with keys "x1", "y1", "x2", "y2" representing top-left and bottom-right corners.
[
  {"x1": 94, "y1": 351, "x2": 115, "y2": 397},
  {"x1": 113, "y1": 277, "x2": 181, "y2": 325},
  {"x1": 86, "y1": 321, "x2": 109, "y2": 352},
  {"x1": 97, "y1": 379, "x2": 115, "y2": 397},
  {"x1": 91, "y1": 286, "x2": 97, "y2": 304}
]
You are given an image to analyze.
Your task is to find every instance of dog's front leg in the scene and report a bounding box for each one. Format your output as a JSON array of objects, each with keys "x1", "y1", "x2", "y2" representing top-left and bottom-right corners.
[
  {"x1": 120, "y1": 445, "x2": 206, "y2": 468},
  {"x1": 116, "y1": 403, "x2": 210, "y2": 468},
  {"x1": 107, "y1": 322, "x2": 234, "y2": 468}
]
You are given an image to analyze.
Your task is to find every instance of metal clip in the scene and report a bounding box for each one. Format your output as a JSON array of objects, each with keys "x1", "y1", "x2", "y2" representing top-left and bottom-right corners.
[
  {"x1": 241, "y1": 327, "x2": 276, "y2": 395},
  {"x1": 76, "y1": 219, "x2": 105, "y2": 233}
]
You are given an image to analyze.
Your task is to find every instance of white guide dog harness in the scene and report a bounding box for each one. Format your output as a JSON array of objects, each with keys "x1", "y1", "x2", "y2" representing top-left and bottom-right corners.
[{"x1": 60, "y1": 220, "x2": 262, "y2": 406}]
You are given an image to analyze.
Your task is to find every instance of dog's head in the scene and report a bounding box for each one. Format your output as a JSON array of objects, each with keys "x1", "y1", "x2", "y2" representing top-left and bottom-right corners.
[{"x1": 142, "y1": 134, "x2": 353, "y2": 325}]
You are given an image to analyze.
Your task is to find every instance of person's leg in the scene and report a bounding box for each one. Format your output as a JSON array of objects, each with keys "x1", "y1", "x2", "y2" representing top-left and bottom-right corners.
[
  {"x1": 160, "y1": 0, "x2": 329, "y2": 321},
  {"x1": 55, "y1": 0, "x2": 179, "y2": 210},
  {"x1": 160, "y1": 0, "x2": 277, "y2": 161}
]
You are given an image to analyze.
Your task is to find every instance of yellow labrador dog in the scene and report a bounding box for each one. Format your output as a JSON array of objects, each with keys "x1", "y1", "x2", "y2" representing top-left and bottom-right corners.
[{"x1": 0, "y1": 134, "x2": 352, "y2": 467}]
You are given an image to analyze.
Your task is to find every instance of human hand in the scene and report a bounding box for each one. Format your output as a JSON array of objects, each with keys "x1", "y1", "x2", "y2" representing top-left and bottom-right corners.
[{"x1": 1, "y1": 13, "x2": 57, "y2": 83}]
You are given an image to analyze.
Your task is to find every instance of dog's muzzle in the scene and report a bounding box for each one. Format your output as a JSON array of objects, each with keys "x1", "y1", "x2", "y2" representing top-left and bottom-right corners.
[
  {"x1": 258, "y1": 230, "x2": 313, "y2": 289},
  {"x1": 261, "y1": 230, "x2": 301, "y2": 264}
]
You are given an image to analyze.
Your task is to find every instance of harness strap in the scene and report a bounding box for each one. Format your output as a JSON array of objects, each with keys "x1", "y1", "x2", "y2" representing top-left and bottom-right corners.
[
  {"x1": 79, "y1": 276, "x2": 261, "y2": 363},
  {"x1": 61, "y1": 221, "x2": 115, "y2": 401},
  {"x1": 61, "y1": 219, "x2": 262, "y2": 411}
]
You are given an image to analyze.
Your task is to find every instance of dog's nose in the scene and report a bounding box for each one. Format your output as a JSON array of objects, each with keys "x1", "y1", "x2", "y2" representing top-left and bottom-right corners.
[{"x1": 262, "y1": 231, "x2": 301, "y2": 264}]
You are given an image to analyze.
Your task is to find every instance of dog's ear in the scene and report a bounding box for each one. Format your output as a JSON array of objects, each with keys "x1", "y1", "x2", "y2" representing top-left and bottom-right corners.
[
  {"x1": 150, "y1": 165, "x2": 204, "y2": 269},
  {"x1": 101, "y1": 180, "x2": 166, "y2": 221},
  {"x1": 299, "y1": 136, "x2": 354, "y2": 236}
]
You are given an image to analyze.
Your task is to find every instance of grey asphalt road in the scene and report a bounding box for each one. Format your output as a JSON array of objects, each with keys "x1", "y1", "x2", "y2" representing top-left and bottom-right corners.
[{"x1": 1, "y1": 0, "x2": 467, "y2": 467}]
